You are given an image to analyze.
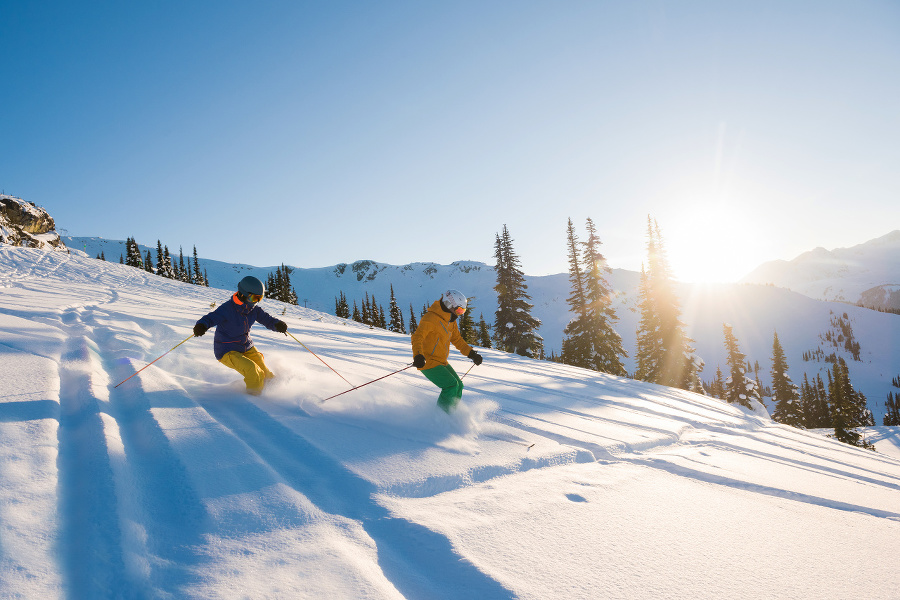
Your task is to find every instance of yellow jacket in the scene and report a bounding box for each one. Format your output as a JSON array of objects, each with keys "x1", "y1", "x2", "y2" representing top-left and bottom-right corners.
[{"x1": 411, "y1": 300, "x2": 473, "y2": 370}]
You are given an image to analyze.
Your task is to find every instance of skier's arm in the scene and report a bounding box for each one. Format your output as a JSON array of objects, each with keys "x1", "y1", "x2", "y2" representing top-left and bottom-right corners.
[
  {"x1": 410, "y1": 318, "x2": 433, "y2": 357},
  {"x1": 254, "y1": 307, "x2": 286, "y2": 332},
  {"x1": 197, "y1": 304, "x2": 226, "y2": 330},
  {"x1": 449, "y1": 324, "x2": 473, "y2": 358}
]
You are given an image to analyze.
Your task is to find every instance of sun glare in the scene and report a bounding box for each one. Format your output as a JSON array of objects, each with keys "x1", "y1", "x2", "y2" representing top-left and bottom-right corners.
[{"x1": 665, "y1": 204, "x2": 766, "y2": 284}]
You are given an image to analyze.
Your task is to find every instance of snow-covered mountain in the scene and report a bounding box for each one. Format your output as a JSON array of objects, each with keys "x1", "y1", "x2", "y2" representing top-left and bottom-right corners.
[
  {"x1": 741, "y1": 230, "x2": 900, "y2": 309},
  {"x1": 0, "y1": 195, "x2": 67, "y2": 252},
  {"x1": 63, "y1": 235, "x2": 900, "y2": 423},
  {"x1": 1, "y1": 245, "x2": 898, "y2": 599}
]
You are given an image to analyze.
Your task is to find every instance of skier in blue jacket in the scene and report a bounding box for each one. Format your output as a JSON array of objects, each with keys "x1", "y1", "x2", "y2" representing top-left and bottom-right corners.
[{"x1": 193, "y1": 275, "x2": 287, "y2": 395}]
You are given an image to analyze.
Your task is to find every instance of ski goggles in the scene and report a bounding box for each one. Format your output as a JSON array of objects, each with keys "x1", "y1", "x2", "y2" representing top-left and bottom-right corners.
[
  {"x1": 452, "y1": 305, "x2": 465, "y2": 315},
  {"x1": 246, "y1": 293, "x2": 263, "y2": 303}
]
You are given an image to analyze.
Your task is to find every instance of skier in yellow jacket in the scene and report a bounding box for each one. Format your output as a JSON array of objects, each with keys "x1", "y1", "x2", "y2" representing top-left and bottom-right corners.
[{"x1": 411, "y1": 290, "x2": 483, "y2": 413}]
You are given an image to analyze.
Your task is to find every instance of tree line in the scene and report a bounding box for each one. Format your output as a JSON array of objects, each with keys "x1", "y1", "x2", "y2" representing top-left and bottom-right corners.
[
  {"x1": 334, "y1": 285, "x2": 492, "y2": 347},
  {"x1": 106, "y1": 237, "x2": 210, "y2": 287}
]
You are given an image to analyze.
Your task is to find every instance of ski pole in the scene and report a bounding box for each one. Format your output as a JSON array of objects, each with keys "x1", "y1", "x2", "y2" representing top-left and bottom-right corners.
[
  {"x1": 461, "y1": 363, "x2": 477, "y2": 379},
  {"x1": 321, "y1": 364, "x2": 414, "y2": 403},
  {"x1": 286, "y1": 331, "x2": 353, "y2": 387},
  {"x1": 114, "y1": 333, "x2": 194, "y2": 388}
]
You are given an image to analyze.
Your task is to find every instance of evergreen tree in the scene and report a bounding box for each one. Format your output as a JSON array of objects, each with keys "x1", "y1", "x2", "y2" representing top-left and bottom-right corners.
[
  {"x1": 477, "y1": 313, "x2": 492, "y2": 348},
  {"x1": 722, "y1": 323, "x2": 760, "y2": 409},
  {"x1": 561, "y1": 218, "x2": 592, "y2": 368},
  {"x1": 192, "y1": 246, "x2": 204, "y2": 286},
  {"x1": 361, "y1": 293, "x2": 372, "y2": 325},
  {"x1": 408, "y1": 304, "x2": 418, "y2": 334},
  {"x1": 177, "y1": 247, "x2": 189, "y2": 282},
  {"x1": 459, "y1": 305, "x2": 476, "y2": 345},
  {"x1": 388, "y1": 285, "x2": 405, "y2": 333},
  {"x1": 378, "y1": 304, "x2": 387, "y2": 329},
  {"x1": 155, "y1": 244, "x2": 173, "y2": 278},
  {"x1": 828, "y1": 356, "x2": 874, "y2": 447},
  {"x1": 125, "y1": 237, "x2": 143, "y2": 268},
  {"x1": 635, "y1": 218, "x2": 702, "y2": 390},
  {"x1": 352, "y1": 300, "x2": 362, "y2": 323},
  {"x1": 582, "y1": 217, "x2": 627, "y2": 376},
  {"x1": 144, "y1": 250, "x2": 154, "y2": 273},
  {"x1": 812, "y1": 374, "x2": 831, "y2": 428},
  {"x1": 770, "y1": 331, "x2": 803, "y2": 427},
  {"x1": 708, "y1": 365, "x2": 726, "y2": 399},
  {"x1": 884, "y1": 392, "x2": 900, "y2": 426},
  {"x1": 119, "y1": 254, "x2": 124, "y2": 264},
  {"x1": 634, "y1": 265, "x2": 661, "y2": 382},
  {"x1": 335, "y1": 292, "x2": 350, "y2": 319},
  {"x1": 492, "y1": 225, "x2": 542, "y2": 357}
]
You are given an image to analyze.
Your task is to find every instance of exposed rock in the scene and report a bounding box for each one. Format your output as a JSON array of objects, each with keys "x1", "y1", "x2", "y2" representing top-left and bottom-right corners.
[{"x1": 0, "y1": 195, "x2": 67, "y2": 251}]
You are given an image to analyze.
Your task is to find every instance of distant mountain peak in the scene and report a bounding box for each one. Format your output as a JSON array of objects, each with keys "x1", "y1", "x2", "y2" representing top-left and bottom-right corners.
[{"x1": 741, "y1": 230, "x2": 900, "y2": 308}]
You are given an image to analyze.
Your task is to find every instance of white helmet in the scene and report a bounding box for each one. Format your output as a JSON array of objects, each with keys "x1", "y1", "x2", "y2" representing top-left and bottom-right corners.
[{"x1": 441, "y1": 289, "x2": 468, "y2": 315}]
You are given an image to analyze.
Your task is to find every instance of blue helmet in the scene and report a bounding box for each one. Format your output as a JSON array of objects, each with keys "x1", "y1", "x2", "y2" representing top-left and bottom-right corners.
[{"x1": 237, "y1": 276, "x2": 265, "y2": 304}]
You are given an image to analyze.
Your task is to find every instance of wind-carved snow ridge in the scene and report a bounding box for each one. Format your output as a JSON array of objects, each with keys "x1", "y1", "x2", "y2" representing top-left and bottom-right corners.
[{"x1": 2, "y1": 245, "x2": 900, "y2": 600}]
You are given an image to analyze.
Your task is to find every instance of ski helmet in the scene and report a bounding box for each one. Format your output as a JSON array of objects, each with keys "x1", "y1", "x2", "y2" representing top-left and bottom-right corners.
[
  {"x1": 237, "y1": 275, "x2": 265, "y2": 304},
  {"x1": 441, "y1": 289, "x2": 468, "y2": 315}
]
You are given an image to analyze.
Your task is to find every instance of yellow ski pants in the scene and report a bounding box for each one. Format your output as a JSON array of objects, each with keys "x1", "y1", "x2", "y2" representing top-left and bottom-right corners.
[{"x1": 219, "y1": 347, "x2": 274, "y2": 395}]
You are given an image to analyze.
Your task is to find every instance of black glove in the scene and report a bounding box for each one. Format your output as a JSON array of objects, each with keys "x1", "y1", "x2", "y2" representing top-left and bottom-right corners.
[
  {"x1": 193, "y1": 322, "x2": 208, "y2": 337},
  {"x1": 468, "y1": 350, "x2": 483, "y2": 366},
  {"x1": 275, "y1": 321, "x2": 287, "y2": 334},
  {"x1": 413, "y1": 354, "x2": 426, "y2": 368}
]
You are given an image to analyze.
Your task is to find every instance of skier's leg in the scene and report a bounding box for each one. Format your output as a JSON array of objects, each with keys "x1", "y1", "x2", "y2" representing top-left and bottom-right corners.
[
  {"x1": 244, "y1": 346, "x2": 275, "y2": 379},
  {"x1": 219, "y1": 350, "x2": 266, "y2": 395},
  {"x1": 421, "y1": 364, "x2": 464, "y2": 413}
]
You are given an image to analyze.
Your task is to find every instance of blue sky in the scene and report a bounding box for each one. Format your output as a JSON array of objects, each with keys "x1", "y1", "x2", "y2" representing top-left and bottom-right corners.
[{"x1": 2, "y1": 1, "x2": 898, "y2": 281}]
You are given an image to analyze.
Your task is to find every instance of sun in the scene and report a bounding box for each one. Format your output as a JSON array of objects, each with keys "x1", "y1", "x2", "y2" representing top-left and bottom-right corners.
[{"x1": 664, "y1": 203, "x2": 768, "y2": 284}]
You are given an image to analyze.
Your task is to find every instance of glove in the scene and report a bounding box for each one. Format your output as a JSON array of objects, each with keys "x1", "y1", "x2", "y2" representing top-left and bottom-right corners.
[
  {"x1": 193, "y1": 322, "x2": 208, "y2": 337},
  {"x1": 468, "y1": 350, "x2": 483, "y2": 366},
  {"x1": 413, "y1": 354, "x2": 426, "y2": 368},
  {"x1": 275, "y1": 321, "x2": 288, "y2": 334}
]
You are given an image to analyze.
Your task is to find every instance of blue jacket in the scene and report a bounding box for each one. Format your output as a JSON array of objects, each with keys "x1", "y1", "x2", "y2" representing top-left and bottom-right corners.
[{"x1": 197, "y1": 294, "x2": 284, "y2": 359}]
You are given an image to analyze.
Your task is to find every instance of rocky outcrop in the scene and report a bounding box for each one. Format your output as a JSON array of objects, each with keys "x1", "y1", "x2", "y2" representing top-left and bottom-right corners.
[{"x1": 0, "y1": 195, "x2": 67, "y2": 251}]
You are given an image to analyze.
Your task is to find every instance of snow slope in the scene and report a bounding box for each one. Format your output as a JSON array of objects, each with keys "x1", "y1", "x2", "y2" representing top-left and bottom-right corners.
[
  {"x1": 62, "y1": 235, "x2": 900, "y2": 423},
  {"x1": 2, "y1": 246, "x2": 899, "y2": 599}
]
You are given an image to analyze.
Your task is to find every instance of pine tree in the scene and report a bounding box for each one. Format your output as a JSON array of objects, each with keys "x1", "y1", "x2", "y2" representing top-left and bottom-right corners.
[
  {"x1": 388, "y1": 285, "x2": 405, "y2": 333},
  {"x1": 828, "y1": 356, "x2": 874, "y2": 448},
  {"x1": 352, "y1": 301, "x2": 361, "y2": 323},
  {"x1": 459, "y1": 305, "x2": 476, "y2": 345},
  {"x1": 378, "y1": 304, "x2": 387, "y2": 329},
  {"x1": 635, "y1": 218, "x2": 701, "y2": 390},
  {"x1": 144, "y1": 249, "x2": 154, "y2": 273},
  {"x1": 884, "y1": 392, "x2": 900, "y2": 426},
  {"x1": 408, "y1": 303, "x2": 418, "y2": 334},
  {"x1": 125, "y1": 237, "x2": 143, "y2": 268},
  {"x1": 582, "y1": 218, "x2": 626, "y2": 376},
  {"x1": 360, "y1": 293, "x2": 370, "y2": 325},
  {"x1": 561, "y1": 218, "x2": 592, "y2": 368},
  {"x1": 722, "y1": 323, "x2": 760, "y2": 409},
  {"x1": 477, "y1": 313, "x2": 492, "y2": 348},
  {"x1": 634, "y1": 265, "x2": 660, "y2": 382},
  {"x1": 770, "y1": 331, "x2": 803, "y2": 427},
  {"x1": 492, "y1": 225, "x2": 542, "y2": 357},
  {"x1": 192, "y1": 246, "x2": 204, "y2": 286},
  {"x1": 708, "y1": 365, "x2": 726, "y2": 399},
  {"x1": 178, "y1": 247, "x2": 189, "y2": 282},
  {"x1": 119, "y1": 254, "x2": 124, "y2": 264}
]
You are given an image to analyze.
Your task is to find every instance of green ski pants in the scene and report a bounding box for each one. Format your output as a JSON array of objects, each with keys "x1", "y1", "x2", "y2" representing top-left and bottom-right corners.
[{"x1": 421, "y1": 364, "x2": 463, "y2": 413}]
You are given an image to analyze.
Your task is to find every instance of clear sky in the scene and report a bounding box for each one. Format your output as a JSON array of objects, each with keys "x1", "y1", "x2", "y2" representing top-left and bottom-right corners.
[{"x1": 2, "y1": 1, "x2": 898, "y2": 281}]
